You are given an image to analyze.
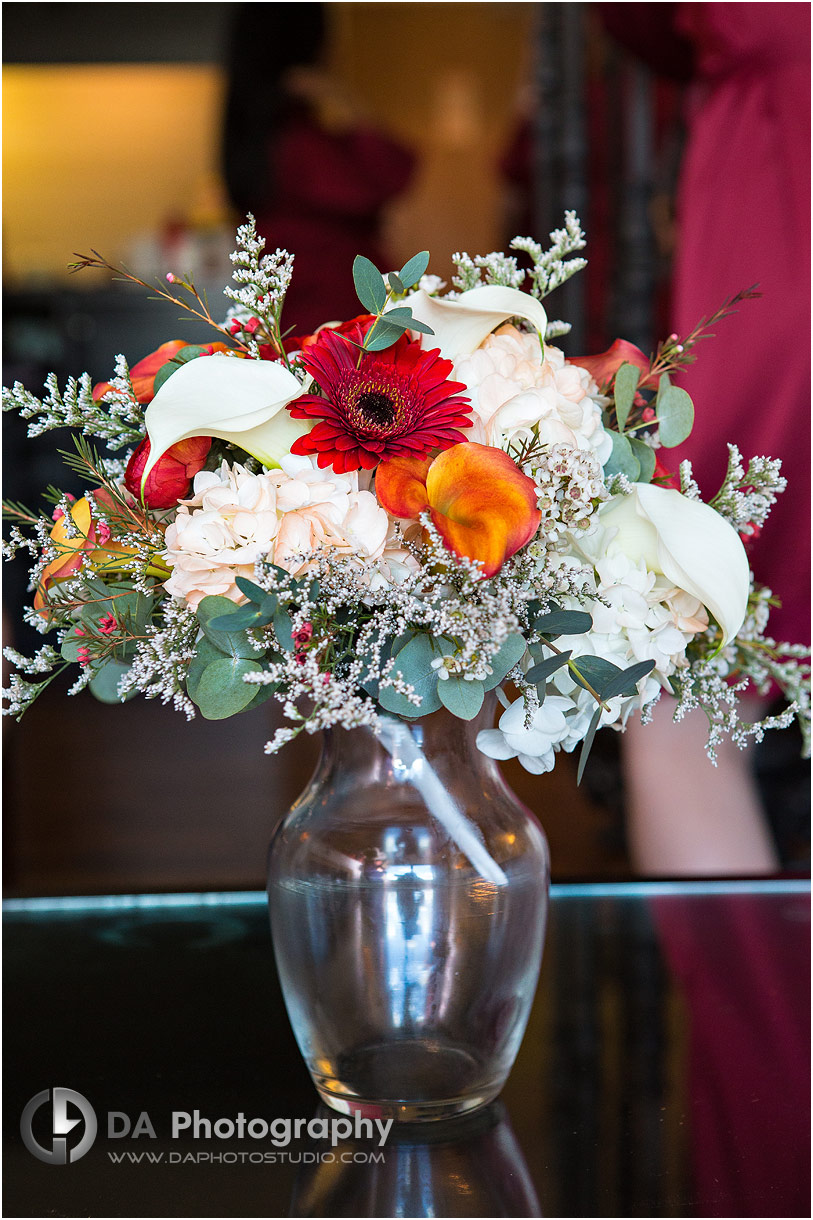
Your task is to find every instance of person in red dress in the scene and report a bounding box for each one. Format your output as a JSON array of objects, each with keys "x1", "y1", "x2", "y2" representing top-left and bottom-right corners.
[
  {"x1": 613, "y1": 2, "x2": 810, "y2": 874},
  {"x1": 221, "y1": 3, "x2": 415, "y2": 335}
]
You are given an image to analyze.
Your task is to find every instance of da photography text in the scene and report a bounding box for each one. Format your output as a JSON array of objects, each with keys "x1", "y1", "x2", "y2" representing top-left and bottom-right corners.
[{"x1": 21, "y1": 1088, "x2": 392, "y2": 1167}]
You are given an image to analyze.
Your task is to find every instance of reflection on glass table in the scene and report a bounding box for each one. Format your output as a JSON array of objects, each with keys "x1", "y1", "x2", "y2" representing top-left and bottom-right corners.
[{"x1": 3, "y1": 880, "x2": 809, "y2": 1218}]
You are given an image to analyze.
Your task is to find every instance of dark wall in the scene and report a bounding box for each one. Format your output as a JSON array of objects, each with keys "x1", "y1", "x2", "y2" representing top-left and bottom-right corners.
[{"x1": 2, "y1": 2, "x2": 233, "y2": 63}]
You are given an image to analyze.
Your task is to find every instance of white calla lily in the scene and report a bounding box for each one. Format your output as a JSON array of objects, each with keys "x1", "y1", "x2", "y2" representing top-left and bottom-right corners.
[
  {"x1": 402, "y1": 285, "x2": 548, "y2": 363},
  {"x1": 600, "y1": 483, "x2": 750, "y2": 645},
  {"x1": 143, "y1": 354, "x2": 309, "y2": 478}
]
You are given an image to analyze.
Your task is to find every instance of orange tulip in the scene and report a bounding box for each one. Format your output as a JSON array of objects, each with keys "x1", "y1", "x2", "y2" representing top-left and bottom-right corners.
[
  {"x1": 375, "y1": 442, "x2": 541, "y2": 577},
  {"x1": 569, "y1": 338, "x2": 653, "y2": 392}
]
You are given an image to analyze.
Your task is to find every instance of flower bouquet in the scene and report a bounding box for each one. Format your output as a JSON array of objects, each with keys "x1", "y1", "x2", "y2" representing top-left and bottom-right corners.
[
  {"x1": 4, "y1": 214, "x2": 809, "y2": 1119},
  {"x1": 4, "y1": 213, "x2": 808, "y2": 769}
]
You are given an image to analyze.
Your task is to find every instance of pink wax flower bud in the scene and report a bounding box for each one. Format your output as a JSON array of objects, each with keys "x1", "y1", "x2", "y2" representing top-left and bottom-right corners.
[{"x1": 98, "y1": 613, "x2": 118, "y2": 635}]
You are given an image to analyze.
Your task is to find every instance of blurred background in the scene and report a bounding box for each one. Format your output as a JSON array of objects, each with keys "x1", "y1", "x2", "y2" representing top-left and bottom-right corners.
[{"x1": 3, "y1": 2, "x2": 809, "y2": 894}]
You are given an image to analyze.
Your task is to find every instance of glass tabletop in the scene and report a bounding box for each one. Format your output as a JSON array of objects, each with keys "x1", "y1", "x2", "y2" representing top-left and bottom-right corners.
[{"x1": 3, "y1": 880, "x2": 810, "y2": 1218}]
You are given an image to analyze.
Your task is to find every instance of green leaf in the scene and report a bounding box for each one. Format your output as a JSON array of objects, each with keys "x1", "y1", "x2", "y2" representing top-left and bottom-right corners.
[
  {"x1": 363, "y1": 320, "x2": 407, "y2": 352},
  {"x1": 192, "y1": 655, "x2": 264, "y2": 719},
  {"x1": 208, "y1": 606, "x2": 267, "y2": 632},
  {"x1": 273, "y1": 607, "x2": 295, "y2": 652},
  {"x1": 382, "y1": 307, "x2": 434, "y2": 336},
  {"x1": 61, "y1": 626, "x2": 88, "y2": 663},
  {"x1": 656, "y1": 379, "x2": 694, "y2": 447},
  {"x1": 438, "y1": 676, "x2": 485, "y2": 719},
  {"x1": 387, "y1": 272, "x2": 405, "y2": 294},
  {"x1": 613, "y1": 362, "x2": 640, "y2": 432},
  {"x1": 89, "y1": 659, "x2": 134, "y2": 704},
  {"x1": 377, "y1": 633, "x2": 442, "y2": 718},
  {"x1": 352, "y1": 254, "x2": 386, "y2": 313},
  {"x1": 235, "y1": 576, "x2": 273, "y2": 604},
  {"x1": 525, "y1": 650, "x2": 572, "y2": 684},
  {"x1": 628, "y1": 437, "x2": 656, "y2": 483},
  {"x1": 603, "y1": 429, "x2": 641, "y2": 481},
  {"x1": 534, "y1": 609, "x2": 593, "y2": 637},
  {"x1": 599, "y1": 659, "x2": 656, "y2": 700},
  {"x1": 152, "y1": 344, "x2": 210, "y2": 393},
  {"x1": 483, "y1": 633, "x2": 528, "y2": 690},
  {"x1": 197, "y1": 595, "x2": 259, "y2": 659},
  {"x1": 569, "y1": 655, "x2": 624, "y2": 697},
  {"x1": 398, "y1": 251, "x2": 430, "y2": 290},
  {"x1": 576, "y1": 706, "x2": 603, "y2": 784},
  {"x1": 186, "y1": 637, "x2": 226, "y2": 701}
]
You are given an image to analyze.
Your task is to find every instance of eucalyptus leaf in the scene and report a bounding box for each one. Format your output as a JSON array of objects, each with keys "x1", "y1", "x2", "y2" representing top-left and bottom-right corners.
[
  {"x1": 576, "y1": 706, "x2": 603, "y2": 784},
  {"x1": 628, "y1": 437, "x2": 656, "y2": 483},
  {"x1": 152, "y1": 344, "x2": 210, "y2": 394},
  {"x1": 197, "y1": 596, "x2": 259, "y2": 659},
  {"x1": 235, "y1": 576, "x2": 272, "y2": 604},
  {"x1": 613, "y1": 362, "x2": 640, "y2": 432},
  {"x1": 534, "y1": 609, "x2": 592, "y2": 636},
  {"x1": 382, "y1": 307, "x2": 434, "y2": 336},
  {"x1": 273, "y1": 608, "x2": 295, "y2": 652},
  {"x1": 352, "y1": 254, "x2": 386, "y2": 313},
  {"x1": 89, "y1": 659, "x2": 134, "y2": 704},
  {"x1": 192, "y1": 655, "x2": 263, "y2": 719},
  {"x1": 61, "y1": 627, "x2": 88, "y2": 663},
  {"x1": 656, "y1": 381, "x2": 695, "y2": 447},
  {"x1": 599, "y1": 659, "x2": 656, "y2": 700},
  {"x1": 483, "y1": 633, "x2": 528, "y2": 690},
  {"x1": 438, "y1": 676, "x2": 485, "y2": 720},
  {"x1": 398, "y1": 251, "x2": 430, "y2": 290},
  {"x1": 525, "y1": 650, "x2": 572, "y2": 684},
  {"x1": 387, "y1": 272, "x2": 405, "y2": 294},
  {"x1": 603, "y1": 430, "x2": 641, "y2": 481},
  {"x1": 187, "y1": 637, "x2": 227, "y2": 700},
  {"x1": 569, "y1": 655, "x2": 624, "y2": 698},
  {"x1": 377, "y1": 633, "x2": 442, "y2": 718},
  {"x1": 364, "y1": 321, "x2": 407, "y2": 352}
]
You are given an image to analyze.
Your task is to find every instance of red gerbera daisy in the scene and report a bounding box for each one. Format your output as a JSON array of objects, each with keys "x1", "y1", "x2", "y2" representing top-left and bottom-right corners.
[{"x1": 287, "y1": 323, "x2": 473, "y2": 473}]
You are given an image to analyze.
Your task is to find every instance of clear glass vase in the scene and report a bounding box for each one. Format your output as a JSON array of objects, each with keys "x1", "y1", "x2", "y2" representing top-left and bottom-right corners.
[{"x1": 267, "y1": 701, "x2": 550, "y2": 1123}]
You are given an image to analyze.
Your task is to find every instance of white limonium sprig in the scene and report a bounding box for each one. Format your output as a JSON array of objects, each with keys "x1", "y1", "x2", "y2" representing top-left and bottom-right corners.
[
  {"x1": 511, "y1": 211, "x2": 588, "y2": 299},
  {"x1": 224, "y1": 214, "x2": 295, "y2": 361},
  {"x1": 710, "y1": 444, "x2": 787, "y2": 534},
  {"x1": 448, "y1": 212, "x2": 586, "y2": 303},
  {"x1": 2, "y1": 367, "x2": 145, "y2": 449}
]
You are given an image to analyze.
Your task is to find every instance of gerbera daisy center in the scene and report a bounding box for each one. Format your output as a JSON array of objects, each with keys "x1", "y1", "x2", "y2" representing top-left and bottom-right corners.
[{"x1": 356, "y1": 389, "x2": 397, "y2": 428}]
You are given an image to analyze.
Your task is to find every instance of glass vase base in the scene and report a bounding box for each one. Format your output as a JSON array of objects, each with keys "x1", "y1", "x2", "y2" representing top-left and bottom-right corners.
[{"x1": 311, "y1": 1038, "x2": 504, "y2": 1124}]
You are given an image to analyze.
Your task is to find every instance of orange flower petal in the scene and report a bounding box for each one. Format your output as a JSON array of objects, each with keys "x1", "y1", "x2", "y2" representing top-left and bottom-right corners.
[
  {"x1": 375, "y1": 455, "x2": 432, "y2": 519},
  {"x1": 426, "y1": 443, "x2": 541, "y2": 576},
  {"x1": 34, "y1": 496, "x2": 94, "y2": 611},
  {"x1": 569, "y1": 338, "x2": 651, "y2": 391}
]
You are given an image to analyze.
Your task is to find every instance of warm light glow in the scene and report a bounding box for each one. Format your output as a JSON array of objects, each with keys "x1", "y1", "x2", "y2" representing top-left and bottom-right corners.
[{"x1": 2, "y1": 65, "x2": 229, "y2": 282}]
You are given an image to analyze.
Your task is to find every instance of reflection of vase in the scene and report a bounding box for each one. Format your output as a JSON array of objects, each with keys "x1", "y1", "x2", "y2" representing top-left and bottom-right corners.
[
  {"x1": 289, "y1": 1101, "x2": 542, "y2": 1217},
  {"x1": 268, "y1": 702, "x2": 550, "y2": 1122}
]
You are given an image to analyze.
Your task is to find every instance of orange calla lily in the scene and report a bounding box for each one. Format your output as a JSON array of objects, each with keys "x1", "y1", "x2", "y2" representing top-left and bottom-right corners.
[
  {"x1": 376, "y1": 442, "x2": 541, "y2": 577},
  {"x1": 33, "y1": 493, "x2": 157, "y2": 613},
  {"x1": 569, "y1": 338, "x2": 652, "y2": 392}
]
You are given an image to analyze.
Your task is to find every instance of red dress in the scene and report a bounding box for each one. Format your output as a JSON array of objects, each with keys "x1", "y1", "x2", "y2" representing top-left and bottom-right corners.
[
  {"x1": 669, "y1": 3, "x2": 811, "y2": 645},
  {"x1": 256, "y1": 117, "x2": 415, "y2": 335}
]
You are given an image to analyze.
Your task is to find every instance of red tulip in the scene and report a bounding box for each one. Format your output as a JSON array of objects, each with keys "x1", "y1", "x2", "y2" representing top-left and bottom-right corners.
[
  {"x1": 124, "y1": 435, "x2": 212, "y2": 509},
  {"x1": 376, "y1": 442, "x2": 541, "y2": 577}
]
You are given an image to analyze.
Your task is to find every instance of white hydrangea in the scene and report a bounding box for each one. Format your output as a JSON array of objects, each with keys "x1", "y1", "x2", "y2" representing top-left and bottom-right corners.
[
  {"x1": 163, "y1": 454, "x2": 395, "y2": 609},
  {"x1": 454, "y1": 324, "x2": 612, "y2": 464}
]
